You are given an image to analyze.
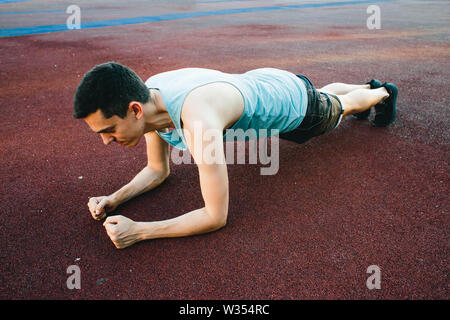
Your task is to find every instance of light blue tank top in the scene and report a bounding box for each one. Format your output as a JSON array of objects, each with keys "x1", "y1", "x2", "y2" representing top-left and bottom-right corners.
[{"x1": 145, "y1": 68, "x2": 308, "y2": 150}]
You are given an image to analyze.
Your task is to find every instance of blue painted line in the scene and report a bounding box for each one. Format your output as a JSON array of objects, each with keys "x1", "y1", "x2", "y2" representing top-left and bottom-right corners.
[
  {"x1": 198, "y1": 0, "x2": 258, "y2": 3},
  {"x1": 0, "y1": 0, "x2": 29, "y2": 3},
  {"x1": 0, "y1": 0, "x2": 392, "y2": 38},
  {"x1": 0, "y1": 9, "x2": 61, "y2": 15}
]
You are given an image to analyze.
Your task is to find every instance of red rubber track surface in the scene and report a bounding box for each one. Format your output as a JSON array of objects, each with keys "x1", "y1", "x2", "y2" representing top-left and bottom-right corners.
[{"x1": 0, "y1": 0, "x2": 448, "y2": 299}]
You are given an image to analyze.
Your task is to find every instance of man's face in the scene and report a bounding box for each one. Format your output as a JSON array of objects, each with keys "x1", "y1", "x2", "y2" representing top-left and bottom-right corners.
[{"x1": 84, "y1": 107, "x2": 143, "y2": 147}]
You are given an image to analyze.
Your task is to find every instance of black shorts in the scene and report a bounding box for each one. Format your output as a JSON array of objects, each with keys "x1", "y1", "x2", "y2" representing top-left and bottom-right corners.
[{"x1": 279, "y1": 74, "x2": 344, "y2": 144}]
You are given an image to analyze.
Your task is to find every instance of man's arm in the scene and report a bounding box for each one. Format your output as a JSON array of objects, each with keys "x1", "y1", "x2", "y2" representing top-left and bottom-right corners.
[
  {"x1": 109, "y1": 129, "x2": 171, "y2": 205},
  {"x1": 103, "y1": 102, "x2": 229, "y2": 248},
  {"x1": 136, "y1": 111, "x2": 229, "y2": 239},
  {"x1": 90, "y1": 130, "x2": 170, "y2": 220}
]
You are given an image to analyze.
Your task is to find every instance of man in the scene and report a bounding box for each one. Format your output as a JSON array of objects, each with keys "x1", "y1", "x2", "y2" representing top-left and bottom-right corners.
[{"x1": 73, "y1": 62, "x2": 397, "y2": 249}]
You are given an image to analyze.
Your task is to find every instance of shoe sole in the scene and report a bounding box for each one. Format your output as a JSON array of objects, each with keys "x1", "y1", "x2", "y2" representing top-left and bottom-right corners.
[{"x1": 371, "y1": 83, "x2": 398, "y2": 127}]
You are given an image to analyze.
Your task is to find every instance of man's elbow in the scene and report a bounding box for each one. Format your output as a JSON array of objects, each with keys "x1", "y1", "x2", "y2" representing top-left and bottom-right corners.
[
  {"x1": 148, "y1": 165, "x2": 170, "y2": 183},
  {"x1": 215, "y1": 215, "x2": 227, "y2": 229},
  {"x1": 207, "y1": 209, "x2": 228, "y2": 231},
  {"x1": 161, "y1": 168, "x2": 170, "y2": 181}
]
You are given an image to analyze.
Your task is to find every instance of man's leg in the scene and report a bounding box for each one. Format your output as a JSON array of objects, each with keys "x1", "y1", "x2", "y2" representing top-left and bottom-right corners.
[
  {"x1": 280, "y1": 80, "x2": 392, "y2": 144},
  {"x1": 319, "y1": 82, "x2": 370, "y2": 95},
  {"x1": 337, "y1": 87, "x2": 389, "y2": 118},
  {"x1": 319, "y1": 82, "x2": 389, "y2": 118}
]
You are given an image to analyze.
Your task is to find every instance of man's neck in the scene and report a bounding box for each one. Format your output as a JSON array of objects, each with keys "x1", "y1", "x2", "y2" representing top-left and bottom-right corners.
[{"x1": 143, "y1": 89, "x2": 174, "y2": 133}]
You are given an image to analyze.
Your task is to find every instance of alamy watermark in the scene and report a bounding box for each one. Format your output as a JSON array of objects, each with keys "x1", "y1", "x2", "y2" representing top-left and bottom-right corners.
[
  {"x1": 66, "y1": 263, "x2": 382, "y2": 291},
  {"x1": 366, "y1": 5, "x2": 381, "y2": 30},
  {"x1": 366, "y1": 265, "x2": 381, "y2": 289},
  {"x1": 66, "y1": 5, "x2": 81, "y2": 30},
  {"x1": 66, "y1": 4, "x2": 381, "y2": 31},
  {"x1": 167, "y1": 122, "x2": 280, "y2": 175},
  {"x1": 66, "y1": 265, "x2": 81, "y2": 290}
]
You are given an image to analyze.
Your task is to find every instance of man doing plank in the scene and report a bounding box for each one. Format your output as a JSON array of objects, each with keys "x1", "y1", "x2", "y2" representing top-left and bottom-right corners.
[{"x1": 73, "y1": 62, "x2": 397, "y2": 249}]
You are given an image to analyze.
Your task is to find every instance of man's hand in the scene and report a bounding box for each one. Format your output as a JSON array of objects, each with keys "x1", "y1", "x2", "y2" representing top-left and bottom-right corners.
[
  {"x1": 103, "y1": 215, "x2": 141, "y2": 249},
  {"x1": 87, "y1": 196, "x2": 119, "y2": 220}
]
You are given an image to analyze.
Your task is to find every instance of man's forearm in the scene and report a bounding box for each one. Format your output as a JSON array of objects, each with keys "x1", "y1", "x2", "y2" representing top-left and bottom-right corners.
[
  {"x1": 135, "y1": 207, "x2": 226, "y2": 240},
  {"x1": 110, "y1": 166, "x2": 169, "y2": 206}
]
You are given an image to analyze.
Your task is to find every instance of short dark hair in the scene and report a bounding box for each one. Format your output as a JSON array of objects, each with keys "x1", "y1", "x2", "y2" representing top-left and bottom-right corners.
[{"x1": 73, "y1": 62, "x2": 150, "y2": 119}]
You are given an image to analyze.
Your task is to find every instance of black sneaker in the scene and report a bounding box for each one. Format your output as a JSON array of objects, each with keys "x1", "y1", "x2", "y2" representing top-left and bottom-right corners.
[
  {"x1": 371, "y1": 82, "x2": 398, "y2": 127},
  {"x1": 352, "y1": 79, "x2": 382, "y2": 120}
]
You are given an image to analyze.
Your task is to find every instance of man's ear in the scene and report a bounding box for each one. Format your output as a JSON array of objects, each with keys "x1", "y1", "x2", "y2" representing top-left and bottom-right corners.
[{"x1": 128, "y1": 101, "x2": 144, "y2": 120}]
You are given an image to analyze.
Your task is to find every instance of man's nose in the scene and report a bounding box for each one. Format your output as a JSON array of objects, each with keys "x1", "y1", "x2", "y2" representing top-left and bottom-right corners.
[{"x1": 100, "y1": 133, "x2": 114, "y2": 145}]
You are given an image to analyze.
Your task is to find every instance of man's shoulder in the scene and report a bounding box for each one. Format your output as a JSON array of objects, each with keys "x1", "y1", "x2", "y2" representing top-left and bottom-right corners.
[
  {"x1": 182, "y1": 82, "x2": 244, "y2": 131},
  {"x1": 144, "y1": 68, "x2": 215, "y2": 85}
]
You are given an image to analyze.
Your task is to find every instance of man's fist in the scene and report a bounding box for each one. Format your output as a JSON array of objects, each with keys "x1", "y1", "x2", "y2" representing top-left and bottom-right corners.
[
  {"x1": 87, "y1": 196, "x2": 118, "y2": 220},
  {"x1": 103, "y1": 215, "x2": 141, "y2": 249}
]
